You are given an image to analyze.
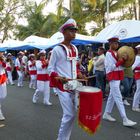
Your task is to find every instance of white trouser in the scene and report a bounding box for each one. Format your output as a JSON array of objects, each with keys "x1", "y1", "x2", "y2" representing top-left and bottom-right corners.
[
  {"x1": 57, "y1": 90, "x2": 76, "y2": 140},
  {"x1": 133, "y1": 79, "x2": 140, "y2": 108},
  {"x1": 29, "y1": 75, "x2": 37, "y2": 88},
  {"x1": 53, "y1": 88, "x2": 57, "y2": 94},
  {"x1": 0, "y1": 82, "x2": 7, "y2": 115},
  {"x1": 104, "y1": 80, "x2": 127, "y2": 119},
  {"x1": 0, "y1": 83, "x2": 7, "y2": 100},
  {"x1": 33, "y1": 80, "x2": 50, "y2": 103},
  {"x1": 17, "y1": 71, "x2": 24, "y2": 86},
  {"x1": 7, "y1": 71, "x2": 14, "y2": 85}
]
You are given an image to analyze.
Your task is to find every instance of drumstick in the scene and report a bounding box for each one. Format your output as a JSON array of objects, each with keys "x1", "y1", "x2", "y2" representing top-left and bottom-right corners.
[
  {"x1": 68, "y1": 75, "x2": 95, "y2": 81},
  {"x1": 86, "y1": 75, "x2": 96, "y2": 79},
  {"x1": 55, "y1": 77, "x2": 88, "y2": 82},
  {"x1": 55, "y1": 75, "x2": 95, "y2": 82}
]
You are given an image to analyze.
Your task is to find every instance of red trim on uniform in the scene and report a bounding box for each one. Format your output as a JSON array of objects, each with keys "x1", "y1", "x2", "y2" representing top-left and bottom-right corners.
[
  {"x1": 116, "y1": 59, "x2": 125, "y2": 67},
  {"x1": 16, "y1": 66, "x2": 20, "y2": 71},
  {"x1": 108, "y1": 50, "x2": 125, "y2": 67},
  {"x1": 134, "y1": 66, "x2": 140, "y2": 70},
  {"x1": 0, "y1": 61, "x2": 6, "y2": 68},
  {"x1": 41, "y1": 60, "x2": 49, "y2": 69},
  {"x1": 69, "y1": 46, "x2": 76, "y2": 57},
  {"x1": 62, "y1": 23, "x2": 75, "y2": 31},
  {"x1": 16, "y1": 66, "x2": 25, "y2": 71},
  {"x1": 76, "y1": 62, "x2": 81, "y2": 76},
  {"x1": 42, "y1": 64, "x2": 47, "y2": 68},
  {"x1": 106, "y1": 71, "x2": 124, "y2": 81},
  {"x1": 108, "y1": 50, "x2": 118, "y2": 61},
  {"x1": 134, "y1": 72, "x2": 140, "y2": 80},
  {"x1": 29, "y1": 70, "x2": 37, "y2": 75},
  {"x1": 2, "y1": 62, "x2": 6, "y2": 68},
  {"x1": 29, "y1": 63, "x2": 35, "y2": 67},
  {"x1": 37, "y1": 74, "x2": 50, "y2": 81},
  {"x1": 0, "y1": 73, "x2": 7, "y2": 84},
  {"x1": 50, "y1": 72, "x2": 68, "y2": 92},
  {"x1": 6, "y1": 67, "x2": 12, "y2": 71}
]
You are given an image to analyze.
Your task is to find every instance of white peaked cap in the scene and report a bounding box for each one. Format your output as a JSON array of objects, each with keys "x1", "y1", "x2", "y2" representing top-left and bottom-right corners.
[
  {"x1": 29, "y1": 53, "x2": 35, "y2": 57},
  {"x1": 18, "y1": 51, "x2": 24, "y2": 55},
  {"x1": 7, "y1": 53, "x2": 12, "y2": 56},
  {"x1": 135, "y1": 44, "x2": 140, "y2": 49},
  {"x1": 59, "y1": 18, "x2": 78, "y2": 33},
  {"x1": 39, "y1": 49, "x2": 46, "y2": 54}
]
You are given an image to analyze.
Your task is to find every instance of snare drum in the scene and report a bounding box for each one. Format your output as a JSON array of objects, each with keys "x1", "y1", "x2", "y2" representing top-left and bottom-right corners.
[{"x1": 76, "y1": 86, "x2": 102, "y2": 134}]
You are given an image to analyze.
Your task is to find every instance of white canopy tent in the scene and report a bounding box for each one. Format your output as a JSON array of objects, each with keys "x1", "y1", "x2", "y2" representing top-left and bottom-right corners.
[
  {"x1": 0, "y1": 39, "x2": 31, "y2": 51},
  {"x1": 50, "y1": 32, "x2": 98, "y2": 45},
  {"x1": 24, "y1": 35, "x2": 50, "y2": 46},
  {"x1": 95, "y1": 20, "x2": 140, "y2": 43},
  {"x1": 0, "y1": 33, "x2": 99, "y2": 51}
]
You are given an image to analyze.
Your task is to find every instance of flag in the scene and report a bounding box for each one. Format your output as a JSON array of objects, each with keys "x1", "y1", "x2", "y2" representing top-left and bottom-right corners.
[{"x1": 78, "y1": 88, "x2": 102, "y2": 134}]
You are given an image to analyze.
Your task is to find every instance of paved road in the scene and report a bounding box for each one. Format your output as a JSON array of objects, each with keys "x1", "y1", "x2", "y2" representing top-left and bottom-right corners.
[{"x1": 0, "y1": 81, "x2": 140, "y2": 140}]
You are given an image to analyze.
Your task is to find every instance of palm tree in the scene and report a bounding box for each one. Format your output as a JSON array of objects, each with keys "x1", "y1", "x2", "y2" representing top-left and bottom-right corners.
[
  {"x1": 15, "y1": 1, "x2": 67, "y2": 40},
  {"x1": 0, "y1": 0, "x2": 25, "y2": 42},
  {"x1": 87, "y1": 0, "x2": 135, "y2": 35}
]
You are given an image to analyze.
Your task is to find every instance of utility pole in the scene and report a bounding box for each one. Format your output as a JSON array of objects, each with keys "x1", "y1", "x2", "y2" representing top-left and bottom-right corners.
[{"x1": 106, "y1": 0, "x2": 109, "y2": 26}]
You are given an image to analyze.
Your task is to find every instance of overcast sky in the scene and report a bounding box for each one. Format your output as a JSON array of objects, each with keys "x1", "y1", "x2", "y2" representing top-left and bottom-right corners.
[{"x1": 34, "y1": 0, "x2": 69, "y2": 14}]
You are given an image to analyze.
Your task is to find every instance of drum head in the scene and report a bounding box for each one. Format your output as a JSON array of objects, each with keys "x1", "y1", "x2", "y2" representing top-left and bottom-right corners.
[
  {"x1": 118, "y1": 46, "x2": 135, "y2": 67},
  {"x1": 76, "y1": 86, "x2": 101, "y2": 93}
]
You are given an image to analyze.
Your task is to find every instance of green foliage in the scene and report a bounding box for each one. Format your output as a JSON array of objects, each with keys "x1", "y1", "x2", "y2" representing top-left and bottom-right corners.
[
  {"x1": 0, "y1": 0, "x2": 138, "y2": 42},
  {"x1": 0, "y1": 0, "x2": 26, "y2": 42}
]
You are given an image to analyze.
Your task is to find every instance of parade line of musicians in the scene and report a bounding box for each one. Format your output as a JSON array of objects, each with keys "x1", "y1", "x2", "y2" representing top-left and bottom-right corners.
[{"x1": 0, "y1": 19, "x2": 140, "y2": 140}]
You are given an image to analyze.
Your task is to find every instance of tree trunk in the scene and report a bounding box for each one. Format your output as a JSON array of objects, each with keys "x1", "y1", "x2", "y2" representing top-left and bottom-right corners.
[
  {"x1": 70, "y1": 0, "x2": 72, "y2": 18},
  {"x1": 133, "y1": 1, "x2": 137, "y2": 20},
  {"x1": 138, "y1": 0, "x2": 140, "y2": 20}
]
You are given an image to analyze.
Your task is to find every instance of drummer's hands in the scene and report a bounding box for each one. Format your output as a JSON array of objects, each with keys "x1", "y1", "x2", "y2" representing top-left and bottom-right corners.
[
  {"x1": 78, "y1": 73, "x2": 88, "y2": 80},
  {"x1": 55, "y1": 76, "x2": 69, "y2": 84}
]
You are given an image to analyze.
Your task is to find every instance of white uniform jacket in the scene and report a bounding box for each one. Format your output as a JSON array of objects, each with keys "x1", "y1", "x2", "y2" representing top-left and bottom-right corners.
[
  {"x1": 132, "y1": 55, "x2": 140, "y2": 80},
  {"x1": 105, "y1": 50, "x2": 124, "y2": 81},
  {"x1": 36, "y1": 60, "x2": 49, "y2": 81},
  {"x1": 28, "y1": 60, "x2": 37, "y2": 75},
  {"x1": 48, "y1": 44, "x2": 78, "y2": 91},
  {"x1": 0, "y1": 61, "x2": 7, "y2": 85},
  {"x1": 15, "y1": 58, "x2": 26, "y2": 72}
]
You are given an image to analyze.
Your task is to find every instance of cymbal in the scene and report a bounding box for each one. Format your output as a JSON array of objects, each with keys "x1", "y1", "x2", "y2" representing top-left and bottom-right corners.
[{"x1": 118, "y1": 46, "x2": 135, "y2": 67}]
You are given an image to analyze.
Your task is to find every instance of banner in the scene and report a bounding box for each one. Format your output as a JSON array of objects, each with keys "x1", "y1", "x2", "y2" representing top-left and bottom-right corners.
[{"x1": 78, "y1": 89, "x2": 102, "y2": 134}]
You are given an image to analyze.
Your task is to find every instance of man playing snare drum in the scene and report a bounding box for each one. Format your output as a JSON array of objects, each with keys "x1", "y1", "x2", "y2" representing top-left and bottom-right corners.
[{"x1": 48, "y1": 19, "x2": 84, "y2": 140}]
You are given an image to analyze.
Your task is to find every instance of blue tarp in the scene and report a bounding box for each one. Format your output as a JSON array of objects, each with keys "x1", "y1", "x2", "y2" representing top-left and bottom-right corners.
[
  {"x1": 2, "y1": 36, "x2": 140, "y2": 51},
  {"x1": 0, "y1": 47, "x2": 8, "y2": 52},
  {"x1": 120, "y1": 36, "x2": 140, "y2": 43},
  {"x1": 72, "y1": 39, "x2": 99, "y2": 45},
  {"x1": 5, "y1": 39, "x2": 96, "y2": 51}
]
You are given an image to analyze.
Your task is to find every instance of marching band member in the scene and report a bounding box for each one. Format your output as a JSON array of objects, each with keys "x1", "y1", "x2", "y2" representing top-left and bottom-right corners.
[
  {"x1": 48, "y1": 19, "x2": 83, "y2": 140},
  {"x1": 0, "y1": 53, "x2": 7, "y2": 120},
  {"x1": 15, "y1": 51, "x2": 26, "y2": 87},
  {"x1": 6, "y1": 53, "x2": 14, "y2": 85},
  {"x1": 28, "y1": 54, "x2": 37, "y2": 89},
  {"x1": 132, "y1": 44, "x2": 140, "y2": 112},
  {"x1": 103, "y1": 37, "x2": 137, "y2": 126},
  {"x1": 32, "y1": 50, "x2": 52, "y2": 105}
]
